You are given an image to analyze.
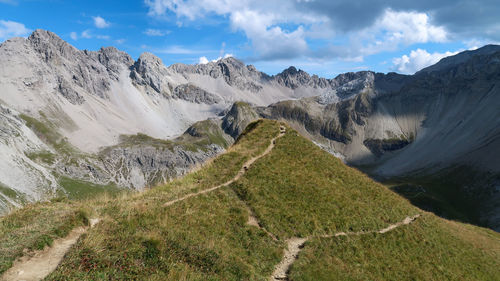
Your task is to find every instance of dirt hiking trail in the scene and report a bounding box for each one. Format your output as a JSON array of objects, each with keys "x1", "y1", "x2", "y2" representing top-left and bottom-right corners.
[
  {"x1": 164, "y1": 125, "x2": 286, "y2": 207},
  {"x1": 1, "y1": 218, "x2": 100, "y2": 281},
  {"x1": 270, "y1": 215, "x2": 420, "y2": 281}
]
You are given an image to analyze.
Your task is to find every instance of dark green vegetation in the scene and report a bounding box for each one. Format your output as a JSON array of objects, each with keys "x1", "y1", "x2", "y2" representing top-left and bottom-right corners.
[
  {"x1": 1, "y1": 120, "x2": 499, "y2": 280},
  {"x1": 25, "y1": 150, "x2": 57, "y2": 165},
  {"x1": 386, "y1": 166, "x2": 499, "y2": 228},
  {"x1": 57, "y1": 176, "x2": 123, "y2": 201}
]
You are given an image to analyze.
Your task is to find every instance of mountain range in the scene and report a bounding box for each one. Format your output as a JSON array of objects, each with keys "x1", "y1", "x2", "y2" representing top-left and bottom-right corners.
[{"x1": 0, "y1": 29, "x2": 499, "y2": 232}]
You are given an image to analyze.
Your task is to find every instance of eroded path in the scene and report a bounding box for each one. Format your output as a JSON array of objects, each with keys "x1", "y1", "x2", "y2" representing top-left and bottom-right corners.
[
  {"x1": 164, "y1": 126, "x2": 286, "y2": 207},
  {"x1": 270, "y1": 215, "x2": 420, "y2": 281},
  {"x1": 1, "y1": 218, "x2": 99, "y2": 281}
]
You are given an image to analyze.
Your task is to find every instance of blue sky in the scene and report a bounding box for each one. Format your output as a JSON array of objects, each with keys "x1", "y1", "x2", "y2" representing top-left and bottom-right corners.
[{"x1": 0, "y1": 0, "x2": 498, "y2": 77}]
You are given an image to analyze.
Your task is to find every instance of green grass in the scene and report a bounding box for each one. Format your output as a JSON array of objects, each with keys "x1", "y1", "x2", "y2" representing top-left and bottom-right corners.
[
  {"x1": 57, "y1": 176, "x2": 124, "y2": 201},
  {"x1": 46, "y1": 120, "x2": 282, "y2": 280},
  {"x1": 0, "y1": 183, "x2": 27, "y2": 205},
  {"x1": 232, "y1": 128, "x2": 416, "y2": 239},
  {"x1": 107, "y1": 119, "x2": 230, "y2": 155},
  {"x1": 26, "y1": 150, "x2": 57, "y2": 165},
  {"x1": 1, "y1": 119, "x2": 499, "y2": 280},
  {"x1": 19, "y1": 113, "x2": 75, "y2": 154},
  {"x1": 290, "y1": 214, "x2": 500, "y2": 281},
  {"x1": 0, "y1": 201, "x2": 89, "y2": 275}
]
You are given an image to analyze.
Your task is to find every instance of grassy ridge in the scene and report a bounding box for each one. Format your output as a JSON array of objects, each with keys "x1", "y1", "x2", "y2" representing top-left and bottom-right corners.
[
  {"x1": 233, "y1": 128, "x2": 416, "y2": 239},
  {"x1": 1, "y1": 119, "x2": 499, "y2": 280},
  {"x1": 291, "y1": 214, "x2": 500, "y2": 281}
]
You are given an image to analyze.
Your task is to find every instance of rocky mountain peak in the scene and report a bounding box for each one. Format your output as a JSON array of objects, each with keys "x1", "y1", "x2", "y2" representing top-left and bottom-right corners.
[
  {"x1": 217, "y1": 56, "x2": 245, "y2": 69},
  {"x1": 28, "y1": 29, "x2": 78, "y2": 62},
  {"x1": 137, "y1": 52, "x2": 164, "y2": 66},
  {"x1": 130, "y1": 52, "x2": 172, "y2": 95}
]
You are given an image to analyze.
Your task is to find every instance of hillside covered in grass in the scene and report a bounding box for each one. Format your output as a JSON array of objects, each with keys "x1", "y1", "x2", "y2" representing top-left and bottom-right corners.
[{"x1": 1, "y1": 120, "x2": 499, "y2": 280}]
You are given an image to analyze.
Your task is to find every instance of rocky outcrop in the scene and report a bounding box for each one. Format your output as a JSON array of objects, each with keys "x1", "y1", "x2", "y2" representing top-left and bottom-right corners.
[
  {"x1": 130, "y1": 52, "x2": 173, "y2": 96},
  {"x1": 273, "y1": 66, "x2": 331, "y2": 89},
  {"x1": 172, "y1": 84, "x2": 222, "y2": 104},
  {"x1": 222, "y1": 102, "x2": 259, "y2": 138},
  {"x1": 170, "y1": 57, "x2": 267, "y2": 93}
]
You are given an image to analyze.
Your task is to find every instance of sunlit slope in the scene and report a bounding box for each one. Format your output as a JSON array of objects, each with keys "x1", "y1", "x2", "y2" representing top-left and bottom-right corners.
[{"x1": 1, "y1": 120, "x2": 498, "y2": 280}]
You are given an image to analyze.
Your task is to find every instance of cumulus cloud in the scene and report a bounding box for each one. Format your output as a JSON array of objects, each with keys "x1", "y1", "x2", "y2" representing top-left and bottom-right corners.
[
  {"x1": 144, "y1": 0, "x2": 453, "y2": 62},
  {"x1": 198, "y1": 56, "x2": 209, "y2": 64},
  {"x1": 93, "y1": 16, "x2": 110, "y2": 28},
  {"x1": 70, "y1": 31, "x2": 78, "y2": 40},
  {"x1": 0, "y1": 20, "x2": 30, "y2": 40},
  {"x1": 144, "y1": 0, "x2": 500, "y2": 66},
  {"x1": 198, "y1": 53, "x2": 234, "y2": 64},
  {"x1": 144, "y1": 28, "x2": 170, "y2": 36},
  {"x1": 392, "y1": 48, "x2": 459, "y2": 74}
]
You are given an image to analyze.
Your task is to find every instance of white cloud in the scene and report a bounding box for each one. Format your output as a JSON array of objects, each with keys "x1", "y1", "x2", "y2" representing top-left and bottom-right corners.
[
  {"x1": 357, "y1": 9, "x2": 448, "y2": 57},
  {"x1": 81, "y1": 30, "x2": 92, "y2": 39},
  {"x1": 78, "y1": 30, "x2": 109, "y2": 40},
  {"x1": 198, "y1": 53, "x2": 234, "y2": 64},
  {"x1": 392, "y1": 48, "x2": 459, "y2": 74},
  {"x1": 144, "y1": 28, "x2": 170, "y2": 36},
  {"x1": 93, "y1": 16, "x2": 110, "y2": 28},
  {"x1": 145, "y1": 0, "x2": 319, "y2": 60},
  {"x1": 0, "y1": 20, "x2": 30, "y2": 40},
  {"x1": 144, "y1": 1, "x2": 449, "y2": 62},
  {"x1": 198, "y1": 56, "x2": 209, "y2": 64},
  {"x1": 70, "y1": 31, "x2": 78, "y2": 40},
  {"x1": 115, "y1": 38, "x2": 126, "y2": 44}
]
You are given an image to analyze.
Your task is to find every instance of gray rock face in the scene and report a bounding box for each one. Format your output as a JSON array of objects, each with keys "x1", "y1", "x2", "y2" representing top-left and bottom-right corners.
[
  {"x1": 53, "y1": 119, "x2": 231, "y2": 190},
  {"x1": 99, "y1": 143, "x2": 224, "y2": 189},
  {"x1": 273, "y1": 66, "x2": 331, "y2": 89},
  {"x1": 170, "y1": 57, "x2": 267, "y2": 92},
  {"x1": 222, "y1": 102, "x2": 259, "y2": 138},
  {"x1": 130, "y1": 52, "x2": 172, "y2": 96},
  {"x1": 172, "y1": 84, "x2": 222, "y2": 104},
  {"x1": 28, "y1": 29, "x2": 135, "y2": 101}
]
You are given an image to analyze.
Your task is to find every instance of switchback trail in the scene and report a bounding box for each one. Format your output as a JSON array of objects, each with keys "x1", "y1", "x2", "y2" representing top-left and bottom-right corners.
[
  {"x1": 270, "y1": 214, "x2": 420, "y2": 281},
  {"x1": 164, "y1": 125, "x2": 286, "y2": 207},
  {"x1": 1, "y1": 218, "x2": 100, "y2": 281}
]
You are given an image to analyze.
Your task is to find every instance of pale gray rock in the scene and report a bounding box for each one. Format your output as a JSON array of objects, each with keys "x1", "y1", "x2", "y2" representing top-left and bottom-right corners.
[{"x1": 172, "y1": 83, "x2": 222, "y2": 104}]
